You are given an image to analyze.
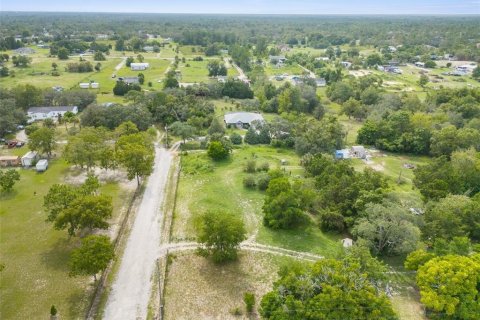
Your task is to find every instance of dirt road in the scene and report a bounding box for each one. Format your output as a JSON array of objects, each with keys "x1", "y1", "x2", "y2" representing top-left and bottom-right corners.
[{"x1": 103, "y1": 144, "x2": 173, "y2": 320}]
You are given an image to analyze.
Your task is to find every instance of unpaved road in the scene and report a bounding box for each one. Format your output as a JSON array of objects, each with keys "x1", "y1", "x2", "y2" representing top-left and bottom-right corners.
[{"x1": 104, "y1": 144, "x2": 173, "y2": 320}]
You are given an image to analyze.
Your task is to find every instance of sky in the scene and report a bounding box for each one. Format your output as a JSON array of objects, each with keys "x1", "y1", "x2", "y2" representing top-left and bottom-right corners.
[{"x1": 0, "y1": 0, "x2": 479, "y2": 15}]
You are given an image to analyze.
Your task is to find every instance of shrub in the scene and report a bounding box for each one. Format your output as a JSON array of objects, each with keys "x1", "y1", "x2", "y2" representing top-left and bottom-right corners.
[
  {"x1": 257, "y1": 173, "x2": 270, "y2": 191},
  {"x1": 230, "y1": 132, "x2": 243, "y2": 145},
  {"x1": 243, "y1": 175, "x2": 256, "y2": 189},
  {"x1": 258, "y1": 162, "x2": 270, "y2": 172},
  {"x1": 244, "y1": 160, "x2": 256, "y2": 173},
  {"x1": 50, "y1": 305, "x2": 57, "y2": 316},
  {"x1": 244, "y1": 292, "x2": 255, "y2": 313},
  {"x1": 25, "y1": 124, "x2": 39, "y2": 136},
  {"x1": 207, "y1": 141, "x2": 229, "y2": 160}
]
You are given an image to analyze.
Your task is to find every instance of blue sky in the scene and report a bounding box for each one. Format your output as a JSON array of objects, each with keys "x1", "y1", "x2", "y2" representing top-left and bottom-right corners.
[{"x1": 1, "y1": 0, "x2": 479, "y2": 14}]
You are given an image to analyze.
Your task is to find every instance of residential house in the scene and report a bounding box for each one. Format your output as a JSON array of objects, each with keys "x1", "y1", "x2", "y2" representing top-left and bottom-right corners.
[
  {"x1": 27, "y1": 106, "x2": 78, "y2": 122},
  {"x1": 21, "y1": 151, "x2": 38, "y2": 167},
  {"x1": 0, "y1": 156, "x2": 21, "y2": 167},
  {"x1": 269, "y1": 55, "x2": 287, "y2": 65},
  {"x1": 340, "y1": 61, "x2": 352, "y2": 68},
  {"x1": 118, "y1": 77, "x2": 140, "y2": 84},
  {"x1": 130, "y1": 63, "x2": 150, "y2": 71},
  {"x1": 224, "y1": 112, "x2": 265, "y2": 129},
  {"x1": 143, "y1": 46, "x2": 154, "y2": 52},
  {"x1": 388, "y1": 46, "x2": 397, "y2": 53},
  {"x1": 415, "y1": 62, "x2": 425, "y2": 68}
]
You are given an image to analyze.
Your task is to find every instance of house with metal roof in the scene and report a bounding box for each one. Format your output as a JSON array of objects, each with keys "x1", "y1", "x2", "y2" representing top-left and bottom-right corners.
[
  {"x1": 224, "y1": 112, "x2": 265, "y2": 129},
  {"x1": 27, "y1": 106, "x2": 78, "y2": 122}
]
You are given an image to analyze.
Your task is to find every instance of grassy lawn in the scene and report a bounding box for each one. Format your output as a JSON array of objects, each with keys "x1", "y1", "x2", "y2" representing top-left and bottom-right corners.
[
  {"x1": 116, "y1": 58, "x2": 171, "y2": 90},
  {"x1": 172, "y1": 145, "x2": 343, "y2": 256},
  {"x1": 264, "y1": 63, "x2": 304, "y2": 77},
  {"x1": 163, "y1": 251, "x2": 296, "y2": 319},
  {"x1": 0, "y1": 146, "x2": 133, "y2": 319},
  {"x1": 177, "y1": 60, "x2": 210, "y2": 83}
]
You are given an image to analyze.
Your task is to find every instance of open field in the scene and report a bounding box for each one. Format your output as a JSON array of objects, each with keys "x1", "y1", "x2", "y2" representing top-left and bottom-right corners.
[
  {"x1": 172, "y1": 145, "x2": 344, "y2": 257},
  {"x1": 264, "y1": 63, "x2": 304, "y2": 77},
  {"x1": 0, "y1": 133, "x2": 135, "y2": 319},
  {"x1": 163, "y1": 251, "x2": 296, "y2": 319},
  {"x1": 177, "y1": 60, "x2": 211, "y2": 83}
]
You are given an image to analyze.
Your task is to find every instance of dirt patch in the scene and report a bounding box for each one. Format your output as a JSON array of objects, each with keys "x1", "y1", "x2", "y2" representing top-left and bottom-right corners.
[
  {"x1": 349, "y1": 70, "x2": 371, "y2": 77},
  {"x1": 64, "y1": 167, "x2": 136, "y2": 191},
  {"x1": 163, "y1": 251, "x2": 292, "y2": 320}
]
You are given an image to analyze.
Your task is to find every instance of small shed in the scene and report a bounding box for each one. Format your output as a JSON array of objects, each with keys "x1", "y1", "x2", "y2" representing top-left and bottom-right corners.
[
  {"x1": 350, "y1": 146, "x2": 366, "y2": 159},
  {"x1": 91, "y1": 82, "x2": 100, "y2": 89},
  {"x1": 341, "y1": 238, "x2": 353, "y2": 248},
  {"x1": 21, "y1": 151, "x2": 38, "y2": 167},
  {"x1": 36, "y1": 159, "x2": 48, "y2": 172},
  {"x1": 0, "y1": 156, "x2": 21, "y2": 167},
  {"x1": 79, "y1": 83, "x2": 90, "y2": 89},
  {"x1": 335, "y1": 149, "x2": 350, "y2": 159}
]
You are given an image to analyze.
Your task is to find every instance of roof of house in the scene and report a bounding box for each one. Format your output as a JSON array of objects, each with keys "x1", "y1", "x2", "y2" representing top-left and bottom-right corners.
[
  {"x1": 224, "y1": 112, "x2": 264, "y2": 125},
  {"x1": 351, "y1": 145, "x2": 366, "y2": 152},
  {"x1": 27, "y1": 106, "x2": 78, "y2": 113},
  {"x1": 22, "y1": 151, "x2": 38, "y2": 159},
  {"x1": 0, "y1": 156, "x2": 20, "y2": 161}
]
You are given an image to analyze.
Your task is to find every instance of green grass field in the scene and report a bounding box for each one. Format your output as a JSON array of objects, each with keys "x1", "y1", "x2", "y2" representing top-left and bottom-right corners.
[
  {"x1": 177, "y1": 60, "x2": 211, "y2": 83},
  {"x1": 0, "y1": 147, "x2": 132, "y2": 319},
  {"x1": 264, "y1": 63, "x2": 304, "y2": 77}
]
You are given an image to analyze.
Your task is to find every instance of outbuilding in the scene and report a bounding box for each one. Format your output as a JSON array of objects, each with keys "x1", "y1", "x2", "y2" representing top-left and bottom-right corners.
[
  {"x1": 350, "y1": 146, "x2": 367, "y2": 159},
  {"x1": 0, "y1": 156, "x2": 21, "y2": 167},
  {"x1": 21, "y1": 151, "x2": 38, "y2": 167},
  {"x1": 36, "y1": 159, "x2": 48, "y2": 172},
  {"x1": 341, "y1": 238, "x2": 353, "y2": 248},
  {"x1": 79, "y1": 83, "x2": 90, "y2": 89}
]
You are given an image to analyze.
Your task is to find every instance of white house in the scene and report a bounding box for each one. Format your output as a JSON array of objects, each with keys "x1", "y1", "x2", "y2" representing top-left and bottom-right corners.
[
  {"x1": 315, "y1": 78, "x2": 326, "y2": 87},
  {"x1": 79, "y1": 83, "x2": 90, "y2": 89},
  {"x1": 21, "y1": 151, "x2": 38, "y2": 167},
  {"x1": 27, "y1": 106, "x2": 78, "y2": 122},
  {"x1": 415, "y1": 62, "x2": 425, "y2": 68},
  {"x1": 36, "y1": 159, "x2": 48, "y2": 172},
  {"x1": 224, "y1": 112, "x2": 265, "y2": 129},
  {"x1": 341, "y1": 61, "x2": 352, "y2": 68},
  {"x1": 130, "y1": 63, "x2": 150, "y2": 71}
]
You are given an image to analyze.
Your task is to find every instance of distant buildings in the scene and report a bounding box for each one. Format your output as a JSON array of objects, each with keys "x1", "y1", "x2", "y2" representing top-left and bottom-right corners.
[{"x1": 118, "y1": 77, "x2": 140, "y2": 84}]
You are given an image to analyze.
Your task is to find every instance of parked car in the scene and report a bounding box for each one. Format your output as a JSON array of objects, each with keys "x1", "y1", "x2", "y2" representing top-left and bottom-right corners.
[
  {"x1": 7, "y1": 140, "x2": 18, "y2": 148},
  {"x1": 16, "y1": 141, "x2": 25, "y2": 148}
]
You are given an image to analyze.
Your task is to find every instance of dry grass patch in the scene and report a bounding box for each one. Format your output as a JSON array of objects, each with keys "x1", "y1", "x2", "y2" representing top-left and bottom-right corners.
[{"x1": 163, "y1": 251, "x2": 295, "y2": 320}]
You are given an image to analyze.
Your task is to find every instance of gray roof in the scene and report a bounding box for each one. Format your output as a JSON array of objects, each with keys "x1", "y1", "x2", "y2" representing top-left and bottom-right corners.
[
  {"x1": 224, "y1": 112, "x2": 264, "y2": 125},
  {"x1": 27, "y1": 106, "x2": 77, "y2": 113}
]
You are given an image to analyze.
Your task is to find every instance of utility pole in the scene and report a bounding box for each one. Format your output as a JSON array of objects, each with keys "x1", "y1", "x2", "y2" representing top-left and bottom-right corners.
[{"x1": 165, "y1": 126, "x2": 169, "y2": 148}]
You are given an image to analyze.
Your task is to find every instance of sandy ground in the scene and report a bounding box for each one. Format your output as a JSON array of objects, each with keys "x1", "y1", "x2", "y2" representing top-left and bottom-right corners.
[
  {"x1": 103, "y1": 144, "x2": 173, "y2": 320},
  {"x1": 15, "y1": 129, "x2": 28, "y2": 142}
]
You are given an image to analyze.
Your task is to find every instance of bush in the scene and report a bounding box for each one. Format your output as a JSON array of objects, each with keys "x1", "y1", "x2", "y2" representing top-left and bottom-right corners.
[
  {"x1": 320, "y1": 210, "x2": 345, "y2": 232},
  {"x1": 244, "y1": 292, "x2": 255, "y2": 313},
  {"x1": 50, "y1": 305, "x2": 57, "y2": 316},
  {"x1": 230, "y1": 132, "x2": 243, "y2": 145},
  {"x1": 258, "y1": 162, "x2": 270, "y2": 172},
  {"x1": 244, "y1": 160, "x2": 256, "y2": 173},
  {"x1": 257, "y1": 173, "x2": 270, "y2": 191},
  {"x1": 25, "y1": 124, "x2": 39, "y2": 136},
  {"x1": 207, "y1": 141, "x2": 229, "y2": 160},
  {"x1": 243, "y1": 175, "x2": 256, "y2": 189}
]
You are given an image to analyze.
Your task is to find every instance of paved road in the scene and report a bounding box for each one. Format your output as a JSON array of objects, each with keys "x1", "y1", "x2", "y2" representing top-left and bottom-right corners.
[{"x1": 104, "y1": 144, "x2": 173, "y2": 320}]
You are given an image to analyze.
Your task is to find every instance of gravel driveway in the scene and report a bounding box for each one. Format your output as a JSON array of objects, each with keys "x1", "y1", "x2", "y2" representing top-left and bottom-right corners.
[{"x1": 104, "y1": 144, "x2": 173, "y2": 320}]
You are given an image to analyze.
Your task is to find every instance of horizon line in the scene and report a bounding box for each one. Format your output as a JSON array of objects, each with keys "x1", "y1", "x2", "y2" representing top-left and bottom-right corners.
[{"x1": 1, "y1": 10, "x2": 479, "y2": 16}]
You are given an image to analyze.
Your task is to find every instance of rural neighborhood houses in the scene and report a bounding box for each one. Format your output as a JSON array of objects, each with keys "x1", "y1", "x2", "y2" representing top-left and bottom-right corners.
[
  {"x1": 224, "y1": 112, "x2": 265, "y2": 129},
  {"x1": 27, "y1": 106, "x2": 78, "y2": 122}
]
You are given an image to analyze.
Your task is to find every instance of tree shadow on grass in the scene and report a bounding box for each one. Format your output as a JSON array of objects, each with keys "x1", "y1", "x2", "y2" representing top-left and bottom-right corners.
[{"x1": 40, "y1": 237, "x2": 78, "y2": 272}]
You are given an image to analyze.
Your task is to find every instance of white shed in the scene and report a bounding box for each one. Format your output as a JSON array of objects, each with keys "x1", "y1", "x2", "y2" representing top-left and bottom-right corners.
[
  {"x1": 36, "y1": 159, "x2": 48, "y2": 172},
  {"x1": 79, "y1": 83, "x2": 90, "y2": 89},
  {"x1": 341, "y1": 238, "x2": 353, "y2": 248},
  {"x1": 21, "y1": 151, "x2": 38, "y2": 167},
  {"x1": 91, "y1": 82, "x2": 100, "y2": 89}
]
